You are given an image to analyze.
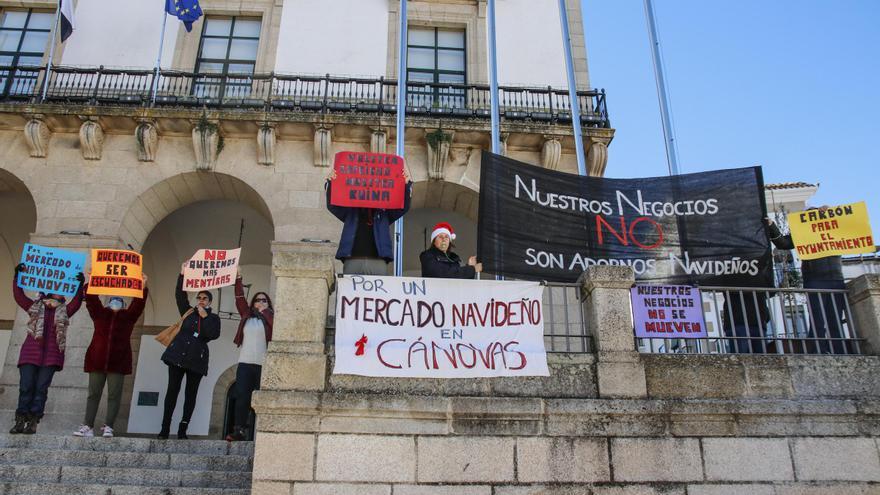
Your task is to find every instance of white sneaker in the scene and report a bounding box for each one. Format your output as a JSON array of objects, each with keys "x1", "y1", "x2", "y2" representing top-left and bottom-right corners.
[
  {"x1": 101, "y1": 425, "x2": 114, "y2": 438},
  {"x1": 73, "y1": 425, "x2": 94, "y2": 437}
]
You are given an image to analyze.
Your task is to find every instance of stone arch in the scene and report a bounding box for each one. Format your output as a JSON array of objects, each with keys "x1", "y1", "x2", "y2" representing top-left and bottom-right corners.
[
  {"x1": 117, "y1": 172, "x2": 275, "y2": 251},
  {"x1": 403, "y1": 180, "x2": 481, "y2": 276},
  {"x1": 0, "y1": 169, "x2": 37, "y2": 325},
  {"x1": 209, "y1": 364, "x2": 238, "y2": 439},
  {"x1": 410, "y1": 179, "x2": 480, "y2": 223}
]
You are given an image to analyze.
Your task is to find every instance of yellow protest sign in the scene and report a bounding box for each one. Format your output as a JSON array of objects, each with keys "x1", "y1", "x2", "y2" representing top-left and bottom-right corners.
[
  {"x1": 87, "y1": 249, "x2": 144, "y2": 298},
  {"x1": 787, "y1": 202, "x2": 875, "y2": 260}
]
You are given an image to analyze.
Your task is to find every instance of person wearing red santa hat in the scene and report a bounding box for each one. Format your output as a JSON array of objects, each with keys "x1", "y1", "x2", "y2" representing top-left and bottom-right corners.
[{"x1": 419, "y1": 222, "x2": 482, "y2": 279}]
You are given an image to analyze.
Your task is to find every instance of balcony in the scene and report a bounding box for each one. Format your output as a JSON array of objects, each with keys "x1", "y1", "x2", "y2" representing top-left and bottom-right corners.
[{"x1": 0, "y1": 65, "x2": 610, "y2": 128}]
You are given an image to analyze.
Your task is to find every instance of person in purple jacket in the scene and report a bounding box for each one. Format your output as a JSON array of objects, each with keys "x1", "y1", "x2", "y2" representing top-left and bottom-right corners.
[{"x1": 9, "y1": 263, "x2": 85, "y2": 434}]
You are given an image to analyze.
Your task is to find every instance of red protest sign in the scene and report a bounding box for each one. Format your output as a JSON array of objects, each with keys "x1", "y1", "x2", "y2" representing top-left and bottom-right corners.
[{"x1": 330, "y1": 151, "x2": 406, "y2": 209}]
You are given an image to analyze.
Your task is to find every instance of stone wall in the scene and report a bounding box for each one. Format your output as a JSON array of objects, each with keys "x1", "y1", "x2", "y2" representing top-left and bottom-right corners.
[{"x1": 251, "y1": 258, "x2": 880, "y2": 494}]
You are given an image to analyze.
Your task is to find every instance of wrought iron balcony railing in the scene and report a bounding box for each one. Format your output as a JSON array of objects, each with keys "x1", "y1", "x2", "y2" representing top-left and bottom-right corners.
[{"x1": 0, "y1": 65, "x2": 610, "y2": 128}]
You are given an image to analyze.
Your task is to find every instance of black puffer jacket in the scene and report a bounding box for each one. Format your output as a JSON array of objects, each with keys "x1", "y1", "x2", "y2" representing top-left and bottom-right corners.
[
  {"x1": 420, "y1": 246, "x2": 476, "y2": 279},
  {"x1": 766, "y1": 223, "x2": 844, "y2": 288},
  {"x1": 161, "y1": 275, "x2": 221, "y2": 376}
]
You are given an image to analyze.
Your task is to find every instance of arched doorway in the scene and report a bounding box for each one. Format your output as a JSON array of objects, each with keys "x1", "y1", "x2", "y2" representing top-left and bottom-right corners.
[
  {"x1": 403, "y1": 180, "x2": 480, "y2": 277},
  {"x1": 118, "y1": 172, "x2": 275, "y2": 436},
  {"x1": 0, "y1": 170, "x2": 37, "y2": 379}
]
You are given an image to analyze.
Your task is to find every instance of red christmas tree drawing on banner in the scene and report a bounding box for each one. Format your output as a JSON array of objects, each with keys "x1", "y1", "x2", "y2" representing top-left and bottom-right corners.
[{"x1": 355, "y1": 334, "x2": 368, "y2": 356}]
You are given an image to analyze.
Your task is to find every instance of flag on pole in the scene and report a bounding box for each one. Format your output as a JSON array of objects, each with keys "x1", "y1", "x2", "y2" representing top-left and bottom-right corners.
[
  {"x1": 165, "y1": 0, "x2": 203, "y2": 32},
  {"x1": 59, "y1": 0, "x2": 75, "y2": 42}
]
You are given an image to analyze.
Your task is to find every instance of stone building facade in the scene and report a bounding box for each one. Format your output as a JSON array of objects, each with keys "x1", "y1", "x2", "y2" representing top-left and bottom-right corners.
[{"x1": 0, "y1": 0, "x2": 612, "y2": 437}]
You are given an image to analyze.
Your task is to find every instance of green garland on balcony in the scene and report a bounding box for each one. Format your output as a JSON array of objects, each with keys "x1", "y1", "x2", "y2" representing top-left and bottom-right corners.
[
  {"x1": 426, "y1": 129, "x2": 452, "y2": 149},
  {"x1": 195, "y1": 114, "x2": 225, "y2": 155}
]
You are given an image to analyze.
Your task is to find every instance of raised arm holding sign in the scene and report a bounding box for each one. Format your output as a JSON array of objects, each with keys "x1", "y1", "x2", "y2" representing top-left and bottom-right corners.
[{"x1": 325, "y1": 151, "x2": 413, "y2": 275}]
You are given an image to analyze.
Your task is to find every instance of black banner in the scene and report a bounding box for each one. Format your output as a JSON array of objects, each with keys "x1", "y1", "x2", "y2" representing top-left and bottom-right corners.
[{"x1": 477, "y1": 152, "x2": 773, "y2": 286}]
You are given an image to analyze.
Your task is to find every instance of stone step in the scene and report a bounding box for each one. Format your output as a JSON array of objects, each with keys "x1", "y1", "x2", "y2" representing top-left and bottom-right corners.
[
  {"x1": 0, "y1": 464, "x2": 252, "y2": 489},
  {"x1": 0, "y1": 447, "x2": 252, "y2": 471},
  {"x1": 0, "y1": 434, "x2": 253, "y2": 456},
  {"x1": 0, "y1": 482, "x2": 250, "y2": 495}
]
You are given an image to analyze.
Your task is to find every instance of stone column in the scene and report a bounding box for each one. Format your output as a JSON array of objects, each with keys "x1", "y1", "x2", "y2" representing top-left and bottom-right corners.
[
  {"x1": 259, "y1": 241, "x2": 336, "y2": 393},
  {"x1": 579, "y1": 265, "x2": 646, "y2": 398},
  {"x1": 0, "y1": 234, "x2": 124, "y2": 434},
  {"x1": 847, "y1": 274, "x2": 880, "y2": 355}
]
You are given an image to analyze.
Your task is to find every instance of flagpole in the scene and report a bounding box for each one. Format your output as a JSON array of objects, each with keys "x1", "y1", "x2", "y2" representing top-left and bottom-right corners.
[
  {"x1": 40, "y1": 1, "x2": 63, "y2": 101},
  {"x1": 151, "y1": 4, "x2": 169, "y2": 104},
  {"x1": 393, "y1": 0, "x2": 407, "y2": 277},
  {"x1": 557, "y1": 0, "x2": 587, "y2": 176},
  {"x1": 487, "y1": 0, "x2": 501, "y2": 155},
  {"x1": 643, "y1": 0, "x2": 680, "y2": 176}
]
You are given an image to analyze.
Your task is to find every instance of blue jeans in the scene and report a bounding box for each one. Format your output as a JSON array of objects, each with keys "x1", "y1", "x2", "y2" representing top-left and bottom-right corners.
[{"x1": 17, "y1": 364, "x2": 57, "y2": 417}]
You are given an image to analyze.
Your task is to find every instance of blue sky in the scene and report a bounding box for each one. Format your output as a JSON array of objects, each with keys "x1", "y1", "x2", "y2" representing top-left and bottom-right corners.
[{"x1": 581, "y1": 0, "x2": 880, "y2": 232}]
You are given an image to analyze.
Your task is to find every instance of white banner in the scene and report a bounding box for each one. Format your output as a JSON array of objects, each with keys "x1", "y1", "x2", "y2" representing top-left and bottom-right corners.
[
  {"x1": 183, "y1": 248, "x2": 241, "y2": 291},
  {"x1": 334, "y1": 275, "x2": 549, "y2": 378}
]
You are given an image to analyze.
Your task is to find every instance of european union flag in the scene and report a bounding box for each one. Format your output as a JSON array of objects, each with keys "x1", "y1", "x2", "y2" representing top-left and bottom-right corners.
[{"x1": 166, "y1": 0, "x2": 203, "y2": 32}]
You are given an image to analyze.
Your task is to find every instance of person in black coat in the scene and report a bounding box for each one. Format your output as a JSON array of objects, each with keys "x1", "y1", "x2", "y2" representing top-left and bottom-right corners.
[
  {"x1": 420, "y1": 222, "x2": 482, "y2": 279},
  {"x1": 158, "y1": 265, "x2": 221, "y2": 439},
  {"x1": 765, "y1": 209, "x2": 847, "y2": 353}
]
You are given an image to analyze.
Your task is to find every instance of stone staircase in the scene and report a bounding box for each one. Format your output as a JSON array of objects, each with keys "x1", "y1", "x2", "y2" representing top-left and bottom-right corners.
[{"x1": 0, "y1": 434, "x2": 253, "y2": 495}]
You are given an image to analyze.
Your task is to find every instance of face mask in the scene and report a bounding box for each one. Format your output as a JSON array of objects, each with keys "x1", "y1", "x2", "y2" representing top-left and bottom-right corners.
[{"x1": 108, "y1": 299, "x2": 123, "y2": 311}]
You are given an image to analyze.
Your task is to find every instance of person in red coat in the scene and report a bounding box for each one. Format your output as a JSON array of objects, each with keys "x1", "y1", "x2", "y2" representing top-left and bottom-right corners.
[
  {"x1": 226, "y1": 270, "x2": 273, "y2": 441},
  {"x1": 73, "y1": 275, "x2": 149, "y2": 438},
  {"x1": 10, "y1": 263, "x2": 85, "y2": 435}
]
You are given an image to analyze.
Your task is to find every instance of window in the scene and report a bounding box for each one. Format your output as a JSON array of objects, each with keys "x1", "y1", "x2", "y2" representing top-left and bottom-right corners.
[
  {"x1": 406, "y1": 27, "x2": 465, "y2": 108},
  {"x1": 194, "y1": 16, "x2": 261, "y2": 98},
  {"x1": 0, "y1": 9, "x2": 53, "y2": 95}
]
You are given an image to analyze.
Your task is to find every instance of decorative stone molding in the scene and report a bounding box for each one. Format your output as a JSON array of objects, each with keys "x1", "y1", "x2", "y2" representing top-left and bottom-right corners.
[
  {"x1": 257, "y1": 123, "x2": 276, "y2": 166},
  {"x1": 134, "y1": 119, "x2": 159, "y2": 162},
  {"x1": 587, "y1": 137, "x2": 611, "y2": 177},
  {"x1": 314, "y1": 125, "x2": 333, "y2": 167},
  {"x1": 542, "y1": 136, "x2": 562, "y2": 170},
  {"x1": 191, "y1": 117, "x2": 222, "y2": 171},
  {"x1": 23, "y1": 115, "x2": 50, "y2": 158},
  {"x1": 426, "y1": 129, "x2": 454, "y2": 180},
  {"x1": 78, "y1": 117, "x2": 104, "y2": 160},
  {"x1": 370, "y1": 128, "x2": 387, "y2": 154}
]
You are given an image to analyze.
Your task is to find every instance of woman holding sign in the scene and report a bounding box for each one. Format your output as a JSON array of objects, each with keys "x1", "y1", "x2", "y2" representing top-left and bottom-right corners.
[
  {"x1": 73, "y1": 275, "x2": 149, "y2": 438},
  {"x1": 420, "y1": 222, "x2": 482, "y2": 279},
  {"x1": 10, "y1": 263, "x2": 85, "y2": 435},
  {"x1": 226, "y1": 270, "x2": 273, "y2": 441},
  {"x1": 765, "y1": 211, "x2": 847, "y2": 354},
  {"x1": 157, "y1": 267, "x2": 221, "y2": 439}
]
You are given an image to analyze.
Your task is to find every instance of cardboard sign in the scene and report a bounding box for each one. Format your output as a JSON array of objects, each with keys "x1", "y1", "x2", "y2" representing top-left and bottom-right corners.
[
  {"x1": 183, "y1": 248, "x2": 241, "y2": 291},
  {"x1": 334, "y1": 275, "x2": 549, "y2": 378},
  {"x1": 631, "y1": 285, "x2": 707, "y2": 339},
  {"x1": 17, "y1": 243, "x2": 86, "y2": 298},
  {"x1": 87, "y1": 249, "x2": 144, "y2": 298},
  {"x1": 788, "y1": 202, "x2": 875, "y2": 260},
  {"x1": 329, "y1": 151, "x2": 406, "y2": 209}
]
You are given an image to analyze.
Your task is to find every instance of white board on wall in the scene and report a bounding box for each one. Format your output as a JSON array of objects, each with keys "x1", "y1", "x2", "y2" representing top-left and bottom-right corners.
[{"x1": 126, "y1": 319, "x2": 239, "y2": 436}]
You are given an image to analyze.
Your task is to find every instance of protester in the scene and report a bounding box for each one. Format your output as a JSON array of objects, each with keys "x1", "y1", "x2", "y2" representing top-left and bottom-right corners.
[
  {"x1": 157, "y1": 265, "x2": 221, "y2": 439},
  {"x1": 420, "y1": 222, "x2": 482, "y2": 279},
  {"x1": 765, "y1": 209, "x2": 847, "y2": 353},
  {"x1": 226, "y1": 270, "x2": 273, "y2": 441},
  {"x1": 325, "y1": 168, "x2": 412, "y2": 275},
  {"x1": 10, "y1": 263, "x2": 85, "y2": 434},
  {"x1": 73, "y1": 275, "x2": 149, "y2": 438}
]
